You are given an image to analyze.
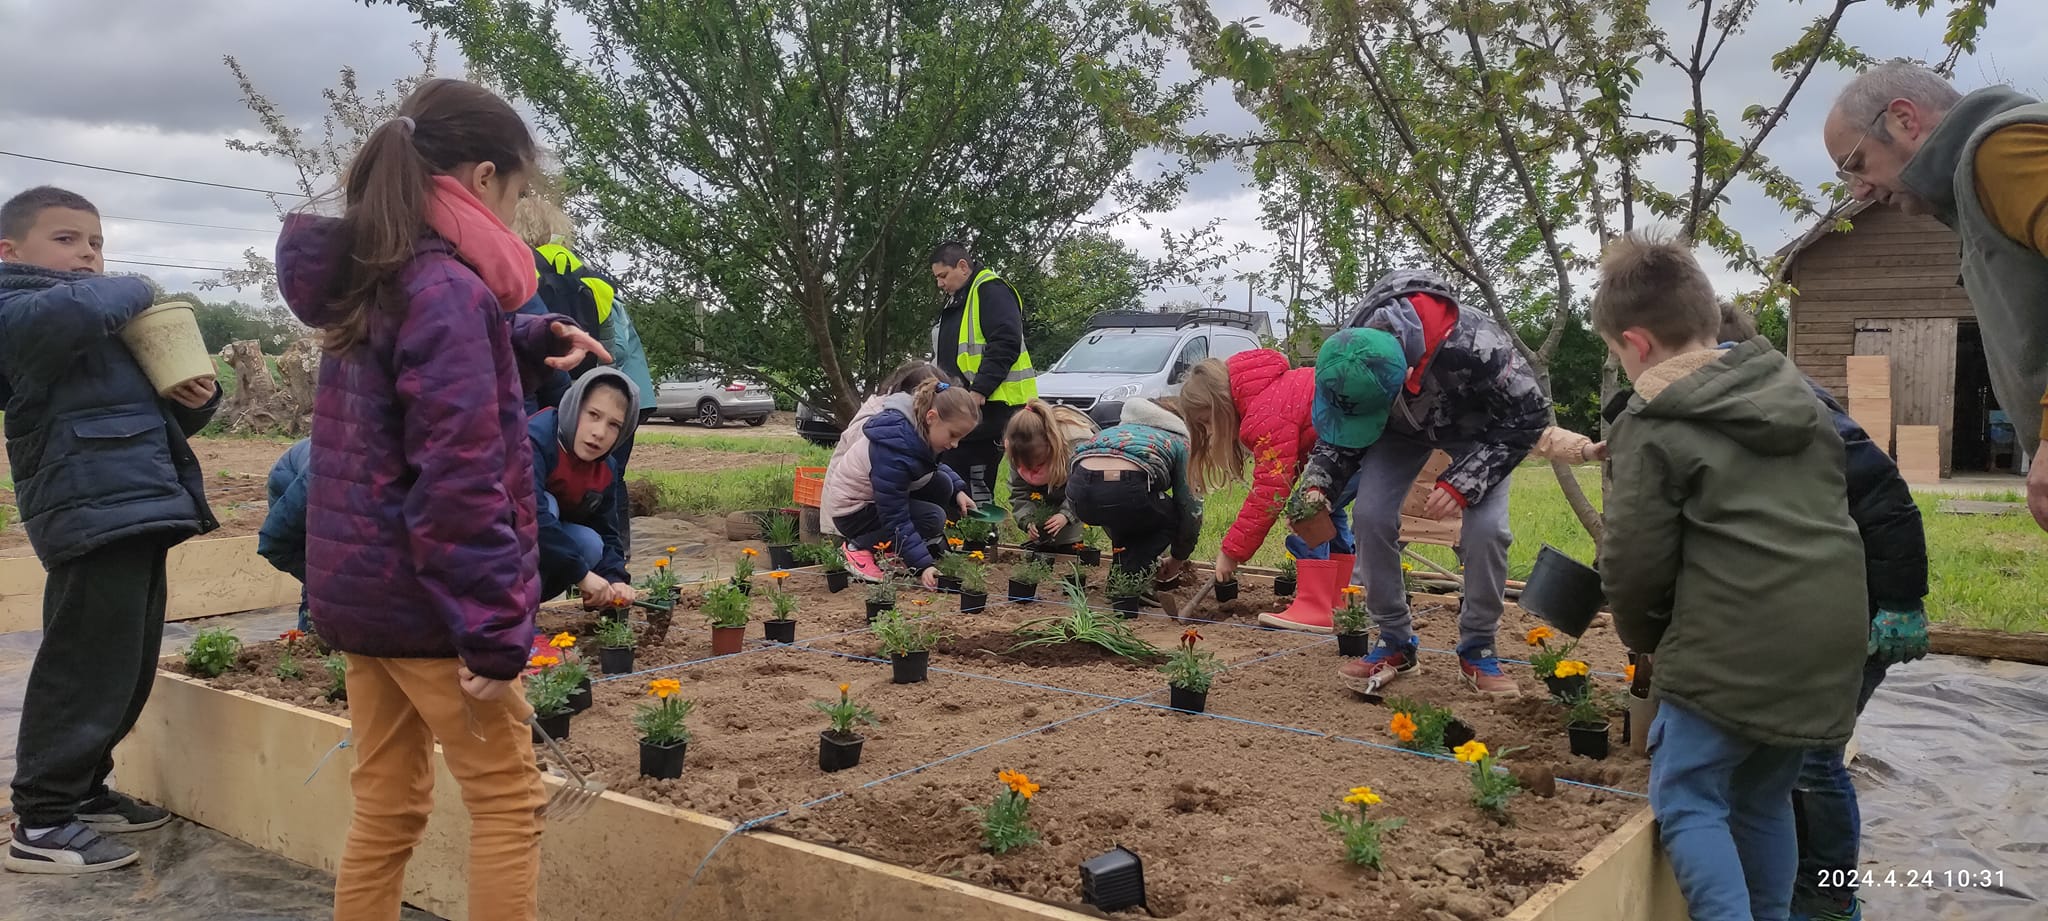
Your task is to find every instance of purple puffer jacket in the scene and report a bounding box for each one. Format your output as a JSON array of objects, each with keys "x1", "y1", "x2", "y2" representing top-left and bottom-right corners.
[{"x1": 277, "y1": 215, "x2": 571, "y2": 680}]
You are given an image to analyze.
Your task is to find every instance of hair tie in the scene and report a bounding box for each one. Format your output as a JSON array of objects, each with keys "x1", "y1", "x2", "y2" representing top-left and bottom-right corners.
[
  {"x1": 937, "y1": 381, "x2": 949, "y2": 391},
  {"x1": 393, "y1": 115, "x2": 416, "y2": 134}
]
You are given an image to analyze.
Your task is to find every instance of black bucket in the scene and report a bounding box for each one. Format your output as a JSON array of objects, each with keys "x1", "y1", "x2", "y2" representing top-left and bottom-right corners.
[{"x1": 1519, "y1": 545, "x2": 1604, "y2": 637}]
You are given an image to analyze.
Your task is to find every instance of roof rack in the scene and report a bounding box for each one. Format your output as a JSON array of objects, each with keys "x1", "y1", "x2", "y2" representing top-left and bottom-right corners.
[
  {"x1": 1178, "y1": 307, "x2": 1262, "y2": 332},
  {"x1": 1083, "y1": 307, "x2": 1264, "y2": 333}
]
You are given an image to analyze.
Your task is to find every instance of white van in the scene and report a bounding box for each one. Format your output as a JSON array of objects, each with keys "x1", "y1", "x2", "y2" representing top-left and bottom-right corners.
[{"x1": 1036, "y1": 309, "x2": 1269, "y2": 426}]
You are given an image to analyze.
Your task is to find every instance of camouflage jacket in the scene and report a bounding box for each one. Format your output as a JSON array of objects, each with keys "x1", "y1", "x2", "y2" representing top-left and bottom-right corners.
[{"x1": 1300, "y1": 271, "x2": 1549, "y2": 507}]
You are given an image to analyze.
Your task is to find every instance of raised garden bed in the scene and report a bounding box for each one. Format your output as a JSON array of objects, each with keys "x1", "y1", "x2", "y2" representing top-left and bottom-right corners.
[
  {"x1": 0, "y1": 535, "x2": 301, "y2": 634},
  {"x1": 134, "y1": 560, "x2": 1683, "y2": 920}
]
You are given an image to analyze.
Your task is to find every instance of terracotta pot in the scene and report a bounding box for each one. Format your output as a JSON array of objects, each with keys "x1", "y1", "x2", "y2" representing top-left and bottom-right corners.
[
  {"x1": 710, "y1": 626, "x2": 745, "y2": 656},
  {"x1": 1289, "y1": 509, "x2": 1337, "y2": 547}
]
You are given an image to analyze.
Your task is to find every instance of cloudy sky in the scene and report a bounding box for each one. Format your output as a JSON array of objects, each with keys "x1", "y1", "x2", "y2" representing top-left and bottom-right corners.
[{"x1": 3, "y1": 0, "x2": 2042, "y2": 327}]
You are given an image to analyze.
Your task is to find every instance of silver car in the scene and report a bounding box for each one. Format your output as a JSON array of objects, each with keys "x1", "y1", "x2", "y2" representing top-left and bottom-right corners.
[{"x1": 653, "y1": 371, "x2": 776, "y2": 427}]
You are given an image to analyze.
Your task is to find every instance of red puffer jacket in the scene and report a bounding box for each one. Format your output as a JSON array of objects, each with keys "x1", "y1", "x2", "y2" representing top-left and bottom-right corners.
[{"x1": 1220, "y1": 349, "x2": 1319, "y2": 563}]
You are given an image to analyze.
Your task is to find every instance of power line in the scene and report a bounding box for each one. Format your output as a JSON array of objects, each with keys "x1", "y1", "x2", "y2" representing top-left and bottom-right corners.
[
  {"x1": 106, "y1": 258, "x2": 234, "y2": 273},
  {"x1": 0, "y1": 150, "x2": 307, "y2": 198},
  {"x1": 115, "y1": 252, "x2": 245, "y2": 269},
  {"x1": 104, "y1": 214, "x2": 277, "y2": 235}
]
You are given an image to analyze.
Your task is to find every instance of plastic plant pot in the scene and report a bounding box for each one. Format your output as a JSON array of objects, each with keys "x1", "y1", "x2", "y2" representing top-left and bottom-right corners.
[
  {"x1": 818, "y1": 730, "x2": 865, "y2": 772},
  {"x1": 937, "y1": 574, "x2": 962, "y2": 593},
  {"x1": 1213, "y1": 579, "x2": 1239, "y2": 603},
  {"x1": 768, "y1": 544, "x2": 798, "y2": 570},
  {"x1": 1442, "y1": 718, "x2": 1477, "y2": 750},
  {"x1": 891, "y1": 650, "x2": 930, "y2": 684},
  {"x1": 864, "y1": 601, "x2": 889, "y2": 623},
  {"x1": 734, "y1": 579, "x2": 753, "y2": 596},
  {"x1": 1007, "y1": 579, "x2": 1038, "y2": 604},
  {"x1": 959, "y1": 591, "x2": 988, "y2": 614},
  {"x1": 1111, "y1": 595, "x2": 1143, "y2": 618},
  {"x1": 1079, "y1": 846, "x2": 1147, "y2": 913},
  {"x1": 567, "y1": 677, "x2": 593, "y2": 714},
  {"x1": 1167, "y1": 685, "x2": 1207, "y2": 713},
  {"x1": 1542, "y1": 674, "x2": 1590, "y2": 702},
  {"x1": 532, "y1": 710, "x2": 572, "y2": 743},
  {"x1": 598, "y1": 646, "x2": 635, "y2": 676},
  {"x1": 710, "y1": 626, "x2": 745, "y2": 656},
  {"x1": 826, "y1": 570, "x2": 850, "y2": 593},
  {"x1": 1335, "y1": 632, "x2": 1371, "y2": 657},
  {"x1": 763, "y1": 619, "x2": 796, "y2": 644},
  {"x1": 1568, "y1": 721, "x2": 1611, "y2": 760},
  {"x1": 639, "y1": 739, "x2": 687, "y2": 779},
  {"x1": 1274, "y1": 576, "x2": 1297, "y2": 597},
  {"x1": 1078, "y1": 548, "x2": 1103, "y2": 566},
  {"x1": 1519, "y1": 544, "x2": 1605, "y2": 637}
]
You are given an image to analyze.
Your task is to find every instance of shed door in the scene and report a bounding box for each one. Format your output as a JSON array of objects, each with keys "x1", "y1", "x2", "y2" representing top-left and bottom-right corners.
[{"x1": 1854, "y1": 318, "x2": 1958, "y2": 476}]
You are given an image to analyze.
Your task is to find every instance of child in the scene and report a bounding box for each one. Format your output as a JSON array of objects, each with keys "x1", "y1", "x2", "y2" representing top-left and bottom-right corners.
[
  {"x1": 258, "y1": 437, "x2": 313, "y2": 632},
  {"x1": 274, "y1": 79, "x2": 606, "y2": 921},
  {"x1": 531, "y1": 368, "x2": 640, "y2": 607},
  {"x1": 1, "y1": 186, "x2": 222, "y2": 874},
  {"x1": 1066, "y1": 396, "x2": 1201, "y2": 591},
  {"x1": 1002, "y1": 400, "x2": 1099, "y2": 548},
  {"x1": 1594, "y1": 232, "x2": 1868, "y2": 921},
  {"x1": 1296, "y1": 274, "x2": 1549, "y2": 698},
  {"x1": 826, "y1": 379, "x2": 980, "y2": 589},
  {"x1": 819, "y1": 361, "x2": 949, "y2": 577}
]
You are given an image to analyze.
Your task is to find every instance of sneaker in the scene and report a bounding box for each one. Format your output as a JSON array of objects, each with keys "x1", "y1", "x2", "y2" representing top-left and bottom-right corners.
[
  {"x1": 843, "y1": 546, "x2": 886, "y2": 583},
  {"x1": 1338, "y1": 637, "x2": 1419, "y2": 695},
  {"x1": 1459, "y1": 649, "x2": 1520, "y2": 697},
  {"x1": 78, "y1": 791, "x2": 172, "y2": 832},
  {"x1": 1793, "y1": 899, "x2": 1864, "y2": 921},
  {"x1": 4, "y1": 822, "x2": 138, "y2": 875}
]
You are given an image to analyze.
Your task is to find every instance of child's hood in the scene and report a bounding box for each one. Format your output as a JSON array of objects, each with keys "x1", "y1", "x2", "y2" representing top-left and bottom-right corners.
[
  {"x1": 1631, "y1": 338, "x2": 1818, "y2": 457},
  {"x1": 275, "y1": 213, "x2": 461, "y2": 328},
  {"x1": 1120, "y1": 397, "x2": 1188, "y2": 438},
  {"x1": 865, "y1": 392, "x2": 936, "y2": 457},
  {"x1": 553, "y1": 367, "x2": 641, "y2": 457}
]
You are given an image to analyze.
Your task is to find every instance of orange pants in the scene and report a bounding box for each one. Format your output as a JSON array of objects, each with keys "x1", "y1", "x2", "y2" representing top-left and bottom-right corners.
[{"x1": 333, "y1": 656, "x2": 546, "y2": 921}]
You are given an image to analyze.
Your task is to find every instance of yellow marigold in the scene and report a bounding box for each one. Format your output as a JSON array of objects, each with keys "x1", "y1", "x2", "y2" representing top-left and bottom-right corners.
[
  {"x1": 1525, "y1": 625, "x2": 1556, "y2": 647},
  {"x1": 1343, "y1": 785, "x2": 1382, "y2": 806},
  {"x1": 648, "y1": 678, "x2": 682, "y2": 698},
  {"x1": 838, "y1": 682, "x2": 850, "y2": 695},
  {"x1": 969, "y1": 550, "x2": 984, "y2": 561},
  {"x1": 769, "y1": 570, "x2": 790, "y2": 580},
  {"x1": 1342, "y1": 584, "x2": 1364, "y2": 597},
  {"x1": 742, "y1": 548, "x2": 759, "y2": 557},
  {"x1": 529, "y1": 654, "x2": 560, "y2": 668},
  {"x1": 655, "y1": 557, "x2": 670, "y2": 569},
  {"x1": 666, "y1": 545, "x2": 678, "y2": 554},
  {"x1": 1388, "y1": 712, "x2": 1418, "y2": 743},
  {"x1": 1454, "y1": 740, "x2": 1489, "y2": 764},
  {"x1": 550, "y1": 632, "x2": 577, "y2": 649},
  {"x1": 1624, "y1": 663, "x2": 1637, "y2": 683},
  {"x1": 1029, "y1": 492, "x2": 1044, "y2": 501},
  {"x1": 1553, "y1": 660, "x2": 1589, "y2": 679}
]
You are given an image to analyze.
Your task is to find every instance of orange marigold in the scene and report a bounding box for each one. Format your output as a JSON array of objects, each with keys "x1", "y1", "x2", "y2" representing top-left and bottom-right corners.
[{"x1": 1388, "y1": 712, "x2": 1418, "y2": 743}]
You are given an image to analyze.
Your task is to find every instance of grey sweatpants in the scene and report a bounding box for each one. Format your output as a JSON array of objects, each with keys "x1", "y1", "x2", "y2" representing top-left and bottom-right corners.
[{"x1": 1348, "y1": 434, "x2": 1512, "y2": 656}]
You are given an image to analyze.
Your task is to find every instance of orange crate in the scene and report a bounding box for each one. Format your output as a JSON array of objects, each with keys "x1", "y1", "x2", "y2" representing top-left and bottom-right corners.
[{"x1": 793, "y1": 466, "x2": 826, "y2": 507}]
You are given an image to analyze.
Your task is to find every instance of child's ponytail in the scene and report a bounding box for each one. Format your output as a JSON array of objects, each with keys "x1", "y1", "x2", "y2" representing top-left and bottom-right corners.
[
  {"x1": 1176, "y1": 358, "x2": 1248, "y2": 492},
  {"x1": 1003, "y1": 401, "x2": 1072, "y2": 491},
  {"x1": 910, "y1": 379, "x2": 982, "y2": 442},
  {"x1": 322, "y1": 79, "x2": 536, "y2": 353}
]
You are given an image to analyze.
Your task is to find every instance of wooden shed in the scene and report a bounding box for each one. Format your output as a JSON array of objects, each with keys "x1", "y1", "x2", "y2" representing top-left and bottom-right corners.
[{"x1": 1777, "y1": 201, "x2": 2019, "y2": 478}]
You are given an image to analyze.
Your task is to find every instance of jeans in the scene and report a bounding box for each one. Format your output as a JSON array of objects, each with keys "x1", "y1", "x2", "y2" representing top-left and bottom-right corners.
[
  {"x1": 939, "y1": 400, "x2": 1015, "y2": 506},
  {"x1": 1287, "y1": 466, "x2": 1358, "y2": 559},
  {"x1": 1348, "y1": 434, "x2": 1512, "y2": 654},
  {"x1": 835, "y1": 475, "x2": 956, "y2": 559},
  {"x1": 334, "y1": 656, "x2": 545, "y2": 921},
  {"x1": 1792, "y1": 655, "x2": 1890, "y2": 913},
  {"x1": 609, "y1": 431, "x2": 636, "y2": 562},
  {"x1": 1650, "y1": 699, "x2": 1806, "y2": 921},
  {"x1": 538, "y1": 492, "x2": 605, "y2": 600},
  {"x1": 1066, "y1": 466, "x2": 1178, "y2": 577}
]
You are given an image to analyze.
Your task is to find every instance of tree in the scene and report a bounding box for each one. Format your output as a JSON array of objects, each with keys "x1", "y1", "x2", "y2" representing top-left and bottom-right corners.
[
  {"x1": 1160, "y1": 0, "x2": 1997, "y2": 541},
  {"x1": 382, "y1": 0, "x2": 1200, "y2": 422},
  {"x1": 1025, "y1": 230, "x2": 1149, "y2": 363}
]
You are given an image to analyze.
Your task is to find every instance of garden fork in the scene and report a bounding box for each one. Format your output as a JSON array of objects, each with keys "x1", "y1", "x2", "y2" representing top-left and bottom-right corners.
[{"x1": 528, "y1": 715, "x2": 605, "y2": 823}]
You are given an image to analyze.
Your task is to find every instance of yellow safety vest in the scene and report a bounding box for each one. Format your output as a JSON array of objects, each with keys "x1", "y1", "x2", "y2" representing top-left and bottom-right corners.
[
  {"x1": 535, "y1": 241, "x2": 616, "y2": 325},
  {"x1": 957, "y1": 268, "x2": 1038, "y2": 405}
]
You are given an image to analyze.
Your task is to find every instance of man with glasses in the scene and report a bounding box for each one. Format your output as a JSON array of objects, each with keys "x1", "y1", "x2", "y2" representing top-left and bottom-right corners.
[{"x1": 1824, "y1": 62, "x2": 2048, "y2": 532}]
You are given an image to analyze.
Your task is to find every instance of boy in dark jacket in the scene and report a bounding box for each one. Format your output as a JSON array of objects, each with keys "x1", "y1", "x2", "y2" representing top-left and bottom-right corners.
[
  {"x1": 530, "y1": 368, "x2": 639, "y2": 606},
  {"x1": 1595, "y1": 233, "x2": 1868, "y2": 921},
  {"x1": 258, "y1": 438, "x2": 313, "y2": 631},
  {"x1": 1, "y1": 186, "x2": 221, "y2": 874},
  {"x1": 1297, "y1": 272, "x2": 1550, "y2": 696}
]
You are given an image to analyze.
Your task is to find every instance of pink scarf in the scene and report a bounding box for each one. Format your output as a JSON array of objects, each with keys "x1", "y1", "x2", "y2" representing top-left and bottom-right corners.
[{"x1": 423, "y1": 175, "x2": 538, "y2": 312}]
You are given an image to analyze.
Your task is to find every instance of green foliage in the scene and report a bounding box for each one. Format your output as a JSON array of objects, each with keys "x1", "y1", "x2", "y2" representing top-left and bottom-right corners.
[
  {"x1": 1320, "y1": 790, "x2": 1404, "y2": 870},
  {"x1": 1332, "y1": 588, "x2": 1369, "y2": 635},
  {"x1": 180, "y1": 295, "x2": 303, "y2": 353},
  {"x1": 635, "y1": 694, "x2": 695, "y2": 746},
  {"x1": 1010, "y1": 584, "x2": 1162, "y2": 661},
  {"x1": 1158, "y1": 629, "x2": 1220, "y2": 692},
  {"x1": 639, "y1": 558, "x2": 681, "y2": 605},
  {"x1": 323, "y1": 654, "x2": 348, "y2": 697},
  {"x1": 866, "y1": 582, "x2": 898, "y2": 606},
  {"x1": 274, "y1": 649, "x2": 304, "y2": 681},
  {"x1": 1276, "y1": 556, "x2": 1296, "y2": 579},
  {"x1": 185, "y1": 628, "x2": 242, "y2": 678},
  {"x1": 812, "y1": 685, "x2": 878, "y2": 737},
  {"x1": 702, "y1": 583, "x2": 752, "y2": 629},
  {"x1": 1105, "y1": 562, "x2": 1155, "y2": 598},
  {"x1": 953, "y1": 517, "x2": 995, "y2": 545},
  {"x1": 969, "y1": 784, "x2": 1040, "y2": 854},
  {"x1": 525, "y1": 667, "x2": 574, "y2": 718},
  {"x1": 1564, "y1": 688, "x2": 1612, "y2": 728},
  {"x1": 871, "y1": 609, "x2": 946, "y2": 657},
  {"x1": 732, "y1": 551, "x2": 756, "y2": 585},
  {"x1": 1526, "y1": 631, "x2": 1581, "y2": 678},
  {"x1": 771, "y1": 588, "x2": 800, "y2": 620},
  {"x1": 1459, "y1": 743, "x2": 1525, "y2": 825},
  {"x1": 1010, "y1": 557, "x2": 1053, "y2": 586},
  {"x1": 596, "y1": 618, "x2": 636, "y2": 650},
  {"x1": 1385, "y1": 697, "x2": 1460, "y2": 755},
  {"x1": 761, "y1": 511, "x2": 801, "y2": 547}
]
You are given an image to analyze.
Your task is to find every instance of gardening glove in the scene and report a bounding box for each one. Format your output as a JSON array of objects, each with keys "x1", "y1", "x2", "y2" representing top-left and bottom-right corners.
[{"x1": 1868, "y1": 608, "x2": 1930, "y2": 665}]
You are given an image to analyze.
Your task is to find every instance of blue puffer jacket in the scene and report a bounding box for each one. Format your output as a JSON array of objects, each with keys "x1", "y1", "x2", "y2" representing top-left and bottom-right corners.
[
  {"x1": 259, "y1": 438, "x2": 312, "y2": 582},
  {"x1": 0, "y1": 264, "x2": 219, "y2": 568},
  {"x1": 864, "y1": 406, "x2": 965, "y2": 572}
]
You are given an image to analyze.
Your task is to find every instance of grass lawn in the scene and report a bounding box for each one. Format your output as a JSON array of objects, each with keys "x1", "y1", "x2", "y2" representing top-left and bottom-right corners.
[{"x1": 630, "y1": 437, "x2": 2047, "y2": 633}]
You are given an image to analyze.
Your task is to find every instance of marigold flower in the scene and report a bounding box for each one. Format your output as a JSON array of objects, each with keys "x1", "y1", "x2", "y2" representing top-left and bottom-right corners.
[
  {"x1": 655, "y1": 558, "x2": 671, "y2": 569},
  {"x1": 1388, "y1": 712, "x2": 1418, "y2": 743},
  {"x1": 550, "y1": 632, "x2": 577, "y2": 649},
  {"x1": 1343, "y1": 785, "x2": 1382, "y2": 806},
  {"x1": 529, "y1": 654, "x2": 560, "y2": 668},
  {"x1": 666, "y1": 545, "x2": 678, "y2": 554},
  {"x1": 999, "y1": 769, "x2": 1038, "y2": 799},
  {"x1": 911, "y1": 599, "x2": 930, "y2": 607},
  {"x1": 1400, "y1": 561, "x2": 1415, "y2": 572},
  {"x1": 1029, "y1": 492, "x2": 1044, "y2": 500},
  {"x1": 1624, "y1": 663, "x2": 1637, "y2": 683},
  {"x1": 948, "y1": 537, "x2": 965, "y2": 549},
  {"x1": 1342, "y1": 584, "x2": 1364, "y2": 597},
  {"x1": 742, "y1": 548, "x2": 759, "y2": 557},
  {"x1": 838, "y1": 682, "x2": 851, "y2": 695},
  {"x1": 876, "y1": 541, "x2": 891, "y2": 551},
  {"x1": 1553, "y1": 660, "x2": 1589, "y2": 679},
  {"x1": 1454, "y1": 740, "x2": 1489, "y2": 764},
  {"x1": 648, "y1": 678, "x2": 682, "y2": 698},
  {"x1": 969, "y1": 550, "x2": 984, "y2": 561},
  {"x1": 1180, "y1": 627, "x2": 1202, "y2": 648},
  {"x1": 770, "y1": 570, "x2": 790, "y2": 581},
  {"x1": 1525, "y1": 626, "x2": 1556, "y2": 647},
  {"x1": 1112, "y1": 546, "x2": 1126, "y2": 554},
  {"x1": 280, "y1": 629, "x2": 306, "y2": 643}
]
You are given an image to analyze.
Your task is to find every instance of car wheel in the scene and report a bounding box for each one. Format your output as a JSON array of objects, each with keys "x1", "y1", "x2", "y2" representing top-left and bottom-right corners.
[
  {"x1": 697, "y1": 400, "x2": 723, "y2": 428},
  {"x1": 745, "y1": 416, "x2": 767, "y2": 427}
]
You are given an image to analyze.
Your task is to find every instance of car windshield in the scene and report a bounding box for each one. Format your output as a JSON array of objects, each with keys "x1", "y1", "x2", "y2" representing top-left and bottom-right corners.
[{"x1": 1051, "y1": 332, "x2": 1179, "y2": 374}]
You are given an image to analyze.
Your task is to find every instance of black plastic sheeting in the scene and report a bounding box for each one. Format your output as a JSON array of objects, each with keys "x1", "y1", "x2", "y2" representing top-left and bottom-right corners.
[{"x1": 1852, "y1": 655, "x2": 2047, "y2": 919}]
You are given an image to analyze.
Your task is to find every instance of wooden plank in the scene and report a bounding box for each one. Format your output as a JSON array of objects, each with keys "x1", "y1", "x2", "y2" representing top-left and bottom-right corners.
[
  {"x1": 1885, "y1": 319, "x2": 1958, "y2": 476},
  {"x1": 1796, "y1": 273, "x2": 1974, "y2": 293},
  {"x1": 0, "y1": 535, "x2": 300, "y2": 635},
  {"x1": 1928, "y1": 626, "x2": 2048, "y2": 665},
  {"x1": 1799, "y1": 251, "x2": 1965, "y2": 271},
  {"x1": 1938, "y1": 499, "x2": 2024, "y2": 516},
  {"x1": 1849, "y1": 397, "x2": 1893, "y2": 453},
  {"x1": 1845, "y1": 355, "x2": 1891, "y2": 399},
  {"x1": 1896, "y1": 425, "x2": 1943, "y2": 484},
  {"x1": 116, "y1": 672, "x2": 1685, "y2": 921}
]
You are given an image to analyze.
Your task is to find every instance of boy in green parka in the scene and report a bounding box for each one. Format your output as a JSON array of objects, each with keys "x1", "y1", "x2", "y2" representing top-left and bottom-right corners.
[{"x1": 1593, "y1": 232, "x2": 1868, "y2": 921}]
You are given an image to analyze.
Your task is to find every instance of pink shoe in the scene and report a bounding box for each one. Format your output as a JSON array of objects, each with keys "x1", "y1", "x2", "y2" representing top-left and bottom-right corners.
[{"x1": 843, "y1": 546, "x2": 886, "y2": 582}]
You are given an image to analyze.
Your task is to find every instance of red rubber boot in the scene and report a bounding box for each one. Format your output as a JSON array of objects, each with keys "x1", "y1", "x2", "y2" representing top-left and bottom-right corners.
[{"x1": 1259, "y1": 557, "x2": 1343, "y2": 634}]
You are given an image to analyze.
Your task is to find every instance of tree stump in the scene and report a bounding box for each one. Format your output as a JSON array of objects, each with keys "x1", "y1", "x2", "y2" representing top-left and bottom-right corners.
[
  {"x1": 218, "y1": 340, "x2": 292, "y2": 435},
  {"x1": 276, "y1": 337, "x2": 320, "y2": 435}
]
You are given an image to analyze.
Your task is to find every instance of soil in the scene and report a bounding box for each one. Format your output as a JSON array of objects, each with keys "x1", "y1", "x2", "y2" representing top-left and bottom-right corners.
[
  {"x1": 173, "y1": 559, "x2": 1649, "y2": 921},
  {"x1": 0, "y1": 435, "x2": 285, "y2": 556}
]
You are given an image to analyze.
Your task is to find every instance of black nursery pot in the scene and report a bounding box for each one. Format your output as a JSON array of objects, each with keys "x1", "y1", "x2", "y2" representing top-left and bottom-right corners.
[
  {"x1": 1080, "y1": 846, "x2": 1147, "y2": 913},
  {"x1": 826, "y1": 570, "x2": 850, "y2": 593},
  {"x1": 639, "y1": 739, "x2": 687, "y2": 779},
  {"x1": 818, "y1": 730, "x2": 866, "y2": 773},
  {"x1": 963, "y1": 538, "x2": 990, "y2": 553},
  {"x1": 1274, "y1": 576, "x2": 1297, "y2": 597},
  {"x1": 532, "y1": 710, "x2": 572, "y2": 743},
  {"x1": 1543, "y1": 674, "x2": 1590, "y2": 702},
  {"x1": 1111, "y1": 594, "x2": 1143, "y2": 618},
  {"x1": 959, "y1": 591, "x2": 988, "y2": 614},
  {"x1": 1442, "y1": 718, "x2": 1477, "y2": 749},
  {"x1": 1167, "y1": 685, "x2": 1207, "y2": 713},
  {"x1": 1520, "y1": 544, "x2": 1605, "y2": 637},
  {"x1": 1213, "y1": 579, "x2": 1239, "y2": 603},
  {"x1": 567, "y1": 677, "x2": 593, "y2": 714},
  {"x1": 735, "y1": 579, "x2": 753, "y2": 596},
  {"x1": 864, "y1": 600, "x2": 890, "y2": 623},
  {"x1": 937, "y1": 574, "x2": 963, "y2": 593},
  {"x1": 1335, "y1": 632, "x2": 1372, "y2": 657},
  {"x1": 1568, "y1": 721, "x2": 1611, "y2": 760},
  {"x1": 1079, "y1": 548, "x2": 1103, "y2": 566},
  {"x1": 891, "y1": 650, "x2": 930, "y2": 684},
  {"x1": 1008, "y1": 579, "x2": 1039, "y2": 604},
  {"x1": 599, "y1": 646, "x2": 636, "y2": 675},
  {"x1": 764, "y1": 618, "x2": 797, "y2": 644},
  {"x1": 767, "y1": 544, "x2": 798, "y2": 569}
]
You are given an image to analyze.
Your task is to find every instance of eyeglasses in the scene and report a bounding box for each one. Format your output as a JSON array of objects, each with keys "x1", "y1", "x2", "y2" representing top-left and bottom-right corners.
[{"x1": 1834, "y1": 108, "x2": 1890, "y2": 184}]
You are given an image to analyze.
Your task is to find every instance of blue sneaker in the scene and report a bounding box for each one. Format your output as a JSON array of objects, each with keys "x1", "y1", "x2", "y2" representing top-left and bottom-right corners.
[
  {"x1": 1338, "y1": 636, "x2": 1419, "y2": 695},
  {"x1": 1458, "y1": 647, "x2": 1520, "y2": 697}
]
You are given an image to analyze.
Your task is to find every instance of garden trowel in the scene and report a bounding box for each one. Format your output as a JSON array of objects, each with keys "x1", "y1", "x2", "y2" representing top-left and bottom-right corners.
[{"x1": 1159, "y1": 572, "x2": 1218, "y2": 622}]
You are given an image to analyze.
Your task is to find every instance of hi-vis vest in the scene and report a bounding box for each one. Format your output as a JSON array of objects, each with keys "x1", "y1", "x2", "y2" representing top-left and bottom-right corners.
[
  {"x1": 536, "y1": 242, "x2": 616, "y2": 325},
  {"x1": 956, "y1": 268, "x2": 1038, "y2": 405}
]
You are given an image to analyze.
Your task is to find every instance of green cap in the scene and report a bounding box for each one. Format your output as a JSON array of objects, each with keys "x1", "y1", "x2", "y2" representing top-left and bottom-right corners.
[{"x1": 1312, "y1": 328, "x2": 1407, "y2": 449}]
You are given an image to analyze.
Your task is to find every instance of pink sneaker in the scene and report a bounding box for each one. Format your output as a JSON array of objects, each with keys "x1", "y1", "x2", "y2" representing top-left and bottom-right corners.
[{"x1": 843, "y1": 546, "x2": 886, "y2": 582}]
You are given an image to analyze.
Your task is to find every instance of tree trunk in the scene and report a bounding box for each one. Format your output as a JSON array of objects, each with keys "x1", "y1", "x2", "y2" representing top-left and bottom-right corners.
[
  {"x1": 217, "y1": 340, "x2": 293, "y2": 435},
  {"x1": 277, "y1": 337, "x2": 320, "y2": 436}
]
